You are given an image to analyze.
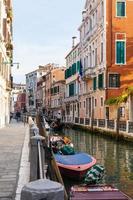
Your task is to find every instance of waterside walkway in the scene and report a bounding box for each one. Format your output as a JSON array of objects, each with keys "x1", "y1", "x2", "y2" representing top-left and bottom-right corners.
[{"x1": 0, "y1": 120, "x2": 29, "y2": 200}]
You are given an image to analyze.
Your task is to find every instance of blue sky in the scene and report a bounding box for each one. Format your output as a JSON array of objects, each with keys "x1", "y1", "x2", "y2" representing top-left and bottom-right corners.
[{"x1": 12, "y1": 0, "x2": 85, "y2": 83}]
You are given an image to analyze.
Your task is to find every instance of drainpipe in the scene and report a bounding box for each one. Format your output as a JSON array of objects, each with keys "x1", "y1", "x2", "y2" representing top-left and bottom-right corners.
[{"x1": 105, "y1": 0, "x2": 113, "y2": 118}]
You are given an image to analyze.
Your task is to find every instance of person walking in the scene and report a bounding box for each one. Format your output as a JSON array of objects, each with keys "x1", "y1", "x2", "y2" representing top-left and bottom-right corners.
[
  {"x1": 10, "y1": 112, "x2": 13, "y2": 123},
  {"x1": 22, "y1": 106, "x2": 27, "y2": 126},
  {"x1": 16, "y1": 111, "x2": 21, "y2": 122}
]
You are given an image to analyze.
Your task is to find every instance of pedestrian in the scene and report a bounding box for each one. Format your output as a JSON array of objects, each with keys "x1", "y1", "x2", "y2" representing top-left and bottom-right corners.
[
  {"x1": 10, "y1": 112, "x2": 13, "y2": 123},
  {"x1": 22, "y1": 106, "x2": 27, "y2": 126},
  {"x1": 16, "y1": 111, "x2": 21, "y2": 122}
]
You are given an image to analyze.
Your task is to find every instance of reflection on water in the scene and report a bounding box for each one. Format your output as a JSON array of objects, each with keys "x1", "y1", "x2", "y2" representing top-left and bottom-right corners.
[{"x1": 54, "y1": 128, "x2": 133, "y2": 198}]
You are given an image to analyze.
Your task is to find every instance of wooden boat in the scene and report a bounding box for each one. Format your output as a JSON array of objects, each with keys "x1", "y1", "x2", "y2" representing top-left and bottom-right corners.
[
  {"x1": 50, "y1": 120, "x2": 63, "y2": 131},
  {"x1": 50, "y1": 135, "x2": 74, "y2": 153},
  {"x1": 54, "y1": 152, "x2": 96, "y2": 180},
  {"x1": 70, "y1": 185, "x2": 132, "y2": 200}
]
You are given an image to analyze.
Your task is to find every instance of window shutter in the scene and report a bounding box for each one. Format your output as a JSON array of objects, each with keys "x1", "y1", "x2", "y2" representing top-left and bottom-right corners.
[
  {"x1": 69, "y1": 66, "x2": 72, "y2": 77},
  {"x1": 72, "y1": 64, "x2": 75, "y2": 75},
  {"x1": 98, "y1": 73, "x2": 104, "y2": 89},
  {"x1": 67, "y1": 69, "x2": 69, "y2": 78},
  {"x1": 69, "y1": 83, "x2": 75, "y2": 96},
  {"x1": 93, "y1": 77, "x2": 97, "y2": 91},
  {"x1": 117, "y1": 2, "x2": 125, "y2": 16},
  {"x1": 116, "y1": 41, "x2": 125, "y2": 64},
  {"x1": 74, "y1": 63, "x2": 76, "y2": 74},
  {"x1": 77, "y1": 61, "x2": 80, "y2": 72},
  {"x1": 65, "y1": 70, "x2": 67, "y2": 79}
]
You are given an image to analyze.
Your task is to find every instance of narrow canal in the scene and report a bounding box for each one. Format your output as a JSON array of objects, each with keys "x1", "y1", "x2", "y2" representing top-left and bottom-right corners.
[{"x1": 54, "y1": 128, "x2": 133, "y2": 198}]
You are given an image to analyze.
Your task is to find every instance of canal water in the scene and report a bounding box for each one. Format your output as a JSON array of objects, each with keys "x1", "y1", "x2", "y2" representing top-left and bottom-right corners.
[{"x1": 54, "y1": 128, "x2": 133, "y2": 198}]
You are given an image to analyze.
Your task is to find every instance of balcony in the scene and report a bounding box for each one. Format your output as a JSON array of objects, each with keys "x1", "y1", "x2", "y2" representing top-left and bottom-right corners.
[
  {"x1": 64, "y1": 95, "x2": 79, "y2": 103},
  {"x1": 82, "y1": 67, "x2": 95, "y2": 80}
]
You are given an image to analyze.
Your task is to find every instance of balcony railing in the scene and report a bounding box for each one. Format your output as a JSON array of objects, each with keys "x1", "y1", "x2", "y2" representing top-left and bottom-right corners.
[
  {"x1": 82, "y1": 67, "x2": 95, "y2": 80},
  {"x1": 64, "y1": 95, "x2": 79, "y2": 103}
]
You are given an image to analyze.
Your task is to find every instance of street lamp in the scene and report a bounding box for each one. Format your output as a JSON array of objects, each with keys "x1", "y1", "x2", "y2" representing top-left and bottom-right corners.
[{"x1": 11, "y1": 62, "x2": 20, "y2": 69}]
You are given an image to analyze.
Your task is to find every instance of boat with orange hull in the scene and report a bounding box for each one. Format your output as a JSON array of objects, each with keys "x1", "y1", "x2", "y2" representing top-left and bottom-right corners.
[{"x1": 54, "y1": 152, "x2": 96, "y2": 180}]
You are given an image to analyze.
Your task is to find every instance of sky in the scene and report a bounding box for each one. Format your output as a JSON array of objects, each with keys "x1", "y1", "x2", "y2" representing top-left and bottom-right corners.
[{"x1": 12, "y1": 0, "x2": 85, "y2": 84}]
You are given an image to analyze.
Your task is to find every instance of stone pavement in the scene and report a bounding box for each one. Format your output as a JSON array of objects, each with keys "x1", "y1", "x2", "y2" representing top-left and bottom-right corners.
[{"x1": 0, "y1": 119, "x2": 29, "y2": 200}]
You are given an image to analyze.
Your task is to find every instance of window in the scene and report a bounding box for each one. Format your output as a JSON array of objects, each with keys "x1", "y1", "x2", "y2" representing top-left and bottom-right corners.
[
  {"x1": 109, "y1": 74, "x2": 120, "y2": 87},
  {"x1": 101, "y1": 1, "x2": 104, "y2": 18},
  {"x1": 57, "y1": 86, "x2": 59, "y2": 93},
  {"x1": 95, "y1": 48, "x2": 97, "y2": 66},
  {"x1": 98, "y1": 73, "x2": 104, "y2": 89},
  {"x1": 93, "y1": 77, "x2": 97, "y2": 91},
  {"x1": 101, "y1": 97, "x2": 103, "y2": 107},
  {"x1": 119, "y1": 107, "x2": 125, "y2": 117},
  {"x1": 95, "y1": 99, "x2": 97, "y2": 107},
  {"x1": 69, "y1": 83, "x2": 75, "y2": 97},
  {"x1": 77, "y1": 61, "x2": 80, "y2": 72},
  {"x1": 72, "y1": 63, "x2": 76, "y2": 75},
  {"x1": 116, "y1": 41, "x2": 126, "y2": 64},
  {"x1": 116, "y1": 1, "x2": 126, "y2": 17},
  {"x1": 101, "y1": 42, "x2": 103, "y2": 63}
]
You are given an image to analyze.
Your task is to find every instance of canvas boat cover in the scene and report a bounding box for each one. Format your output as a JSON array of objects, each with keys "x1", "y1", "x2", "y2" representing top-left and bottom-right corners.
[
  {"x1": 84, "y1": 164, "x2": 105, "y2": 184},
  {"x1": 54, "y1": 152, "x2": 94, "y2": 165}
]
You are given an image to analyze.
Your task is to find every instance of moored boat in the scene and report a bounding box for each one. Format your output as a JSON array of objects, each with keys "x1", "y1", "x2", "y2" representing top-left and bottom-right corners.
[
  {"x1": 70, "y1": 185, "x2": 132, "y2": 200},
  {"x1": 50, "y1": 120, "x2": 63, "y2": 131},
  {"x1": 54, "y1": 152, "x2": 96, "y2": 180},
  {"x1": 50, "y1": 135, "x2": 74, "y2": 153}
]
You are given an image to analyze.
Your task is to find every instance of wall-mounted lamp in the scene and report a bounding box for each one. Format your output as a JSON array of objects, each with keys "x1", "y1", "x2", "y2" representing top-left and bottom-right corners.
[
  {"x1": 11, "y1": 62, "x2": 19, "y2": 69},
  {"x1": 3, "y1": 62, "x2": 20, "y2": 69}
]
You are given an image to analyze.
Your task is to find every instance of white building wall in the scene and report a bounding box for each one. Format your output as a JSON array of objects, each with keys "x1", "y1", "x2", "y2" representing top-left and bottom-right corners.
[{"x1": 0, "y1": 0, "x2": 13, "y2": 128}]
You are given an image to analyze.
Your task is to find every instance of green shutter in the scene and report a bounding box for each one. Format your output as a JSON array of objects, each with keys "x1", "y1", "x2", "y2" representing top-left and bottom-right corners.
[
  {"x1": 93, "y1": 77, "x2": 97, "y2": 91},
  {"x1": 116, "y1": 41, "x2": 125, "y2": 64},
  {"x1": 98, "y1": 74, "x2": 104, "y2": 89},
  {"x1": 74, "y1": 63, "x2": 76, "y2": 74},
  {"x1": 65, "y1": 70, "x2": 67, "y2": 79},
  {"x1": 51, "y1": 88, "x2": 53, "y2": 95},
  {"x1": 77, "y1": 61, "x2": 80, "y2": 72},
  {"x1": 117, "y1": 2, "x2": 125, "y2": 16},
  {"x1": 69, "y1": 66, "x2": 72, "y2": 77},
  {"x1": 72, "y1": 63, "x2": 76, "y2": 75},
  {"x1": 72, "y1": 64, "x2": 74, "y2": 75},
  {"x1": 67, "y1": 68, "x2": 69, "y2": 78}
]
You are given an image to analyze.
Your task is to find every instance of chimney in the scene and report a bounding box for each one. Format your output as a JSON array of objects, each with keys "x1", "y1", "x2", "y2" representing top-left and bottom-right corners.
[
  {"x1": 72, "y1": 36, "x2": 77, "y2": 48},
  {"x1": 82, "y1": 10, "x2": 86, "y2": 21}
]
